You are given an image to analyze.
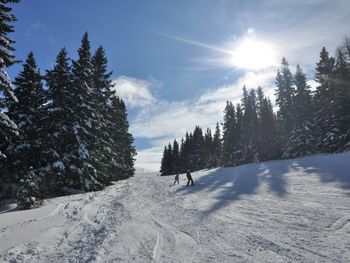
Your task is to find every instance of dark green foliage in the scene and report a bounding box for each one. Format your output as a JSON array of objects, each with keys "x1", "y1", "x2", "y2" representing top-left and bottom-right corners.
[
  {"x1": 16, "y1": 167, "x2": 43, "y2": 210},
  {"x1": 256, "y1": 87, "x2": 278, "y2": 161},
  {"x1": 0, "y1": 0, "x2": 19, "y2": 164},
  {"x1": 39, "y1": 48, "x2": 72, "y2": 196},
  {"x1": 172, "y1": 140, "x2": 180, "y2": 173},
  {"x1": 108, "y1": 97, "x2": 136, "y2": 179},
  {"x1": 160, "y1": 144, "x2": 173, "y2": 175},
  {"x1": 275, "y1": 58, "x2": 295, "y2": 150},
  {"x1": 241, "y1": 88, "x2": 259, "y2": 163},
  {"x1": 283, "y1": 65, "x2": 316, "y2": 158},
  {"x1": 2, "y1": 52, "x2": 45, "y2": 197},
  {"x1": 1, "y1": 32, "x2": 136, "y2": 203},
  {"x1": 222, "y1": 101, "x2": 236, "y2": 166},
  {"x1": 211, "y1": 123, "x2": 222, "y2": 167},
  {"x1": 313, "y1": 47, "x2": 341, "y2": 153}
]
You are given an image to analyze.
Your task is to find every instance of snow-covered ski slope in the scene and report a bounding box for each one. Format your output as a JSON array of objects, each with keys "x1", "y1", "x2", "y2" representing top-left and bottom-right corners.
[{"x1": 1, "y1": 152, "x2": 350, "y2": 263}]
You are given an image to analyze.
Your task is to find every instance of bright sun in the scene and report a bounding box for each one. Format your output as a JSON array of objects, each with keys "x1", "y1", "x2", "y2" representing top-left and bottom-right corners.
[{"x1": 229, "y1": 38, "x2": 277, "y2": 70}]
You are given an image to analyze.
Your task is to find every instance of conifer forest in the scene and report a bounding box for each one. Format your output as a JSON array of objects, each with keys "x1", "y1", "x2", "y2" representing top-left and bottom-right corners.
[
  {"x1": 160, "y1": 45, "x2": 350, "y2": 175},
  {"x1": 0, "y1": 1, "x2": 136, "y2": 207}
]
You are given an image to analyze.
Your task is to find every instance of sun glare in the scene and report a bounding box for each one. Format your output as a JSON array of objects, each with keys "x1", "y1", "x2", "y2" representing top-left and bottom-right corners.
[{"x1": 229, "y1": 38, "x2": 277, "y2": 70}]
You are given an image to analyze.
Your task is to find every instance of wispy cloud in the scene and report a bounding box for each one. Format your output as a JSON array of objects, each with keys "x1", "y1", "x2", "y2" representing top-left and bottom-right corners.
[
  {"x1": 26, "y1": 21, "x2": 46, "y2": 37},
  {"x1": 134, "y1": 146, "x2": 164, "y2": 172},
  {"x1": 112, "y1": 76, "x2": 158, "y2": 108},
  {"x1": 132, "y1": 0, "x2": 350, "y2": 171},
  {"x1": 131, "y1": 71, "x2": 277, "y2": 170}
]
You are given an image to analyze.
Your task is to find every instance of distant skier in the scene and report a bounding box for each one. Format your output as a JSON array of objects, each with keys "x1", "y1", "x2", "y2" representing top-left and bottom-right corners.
[
  {"x1": 186, "y1": 170, "x2": 194, "y2": 186},
  {"x1": 173, "y1": 172, "x2": 180, "y2": 185}
]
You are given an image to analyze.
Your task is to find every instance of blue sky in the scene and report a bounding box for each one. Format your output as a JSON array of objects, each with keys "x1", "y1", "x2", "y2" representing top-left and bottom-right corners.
[{"x1": 8, "y1": 0, "x2": 350, "y2": 170}]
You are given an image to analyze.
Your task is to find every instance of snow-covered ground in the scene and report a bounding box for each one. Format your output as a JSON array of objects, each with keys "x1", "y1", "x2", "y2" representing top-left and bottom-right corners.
[{"x1": 1, "y1": 152, "x2": 350, "y2": 262}]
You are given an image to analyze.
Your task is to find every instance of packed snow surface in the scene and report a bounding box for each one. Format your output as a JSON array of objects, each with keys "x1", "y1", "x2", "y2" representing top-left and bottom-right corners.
[{"x1": 1, "y1": 152, "x2": 350, "y2": 262}]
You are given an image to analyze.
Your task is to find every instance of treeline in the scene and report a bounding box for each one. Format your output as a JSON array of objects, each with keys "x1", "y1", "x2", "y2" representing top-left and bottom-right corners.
[
  {"x1": 160, "y1": 40, "x2": 350, "y2": 175},
  {"x1": 0, "y1": 1, "x2": 136, "y2": 208}
]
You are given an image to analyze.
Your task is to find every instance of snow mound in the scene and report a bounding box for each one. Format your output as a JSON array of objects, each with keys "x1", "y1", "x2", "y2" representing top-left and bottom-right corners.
[{"x1": 1, "y1": 152, "x2": 350, "y2": 262}]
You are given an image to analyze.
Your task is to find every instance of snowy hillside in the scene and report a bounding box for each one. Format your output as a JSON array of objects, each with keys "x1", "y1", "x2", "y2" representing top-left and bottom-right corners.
[{"x1": 1, "y1": 152, "x2": 350, "y2": 262}]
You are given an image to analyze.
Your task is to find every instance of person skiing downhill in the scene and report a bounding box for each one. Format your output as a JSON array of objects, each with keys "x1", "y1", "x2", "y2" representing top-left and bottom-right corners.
[
  {"x1": 186, "y1": 170, "x2": 194, "y2": 186},
  {"x1": 173, "y1": 172, "x2": 179, "y2": 185}
]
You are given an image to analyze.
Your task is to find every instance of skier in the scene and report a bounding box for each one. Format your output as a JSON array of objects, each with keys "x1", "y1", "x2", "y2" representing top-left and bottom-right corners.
[
  {"x1": 173, "y1": 172, "x2": 180, "y2": 185},
  {"x1": 186, "y1": 170, "x2": 194, "y2": 186}
]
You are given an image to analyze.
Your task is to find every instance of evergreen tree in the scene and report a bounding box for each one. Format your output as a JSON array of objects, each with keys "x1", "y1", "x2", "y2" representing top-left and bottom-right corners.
[
  {"x1": 232, "y1": 103, "x2": 244, "y2": 165},
  {"x1": 172, "y1": 139, "x2": 180, "y2": 173},
  {"x1": 160, "y1": 146, "x2": 168, "y2": 175},
  {"x1": 109, "y1": 97, "x2": 136, "y2": 179},
  {"x1": 283, "y1": 65, "x2": 316, "y2": 158},
  {"x1": 275, "y1": 58, "x2": 295, "y2": 150},
  {"x1": 211, "y1": 122, "x2": 222, "y2": 167},
  {"x1": 91, "y1": 46, "x2": 136, "y2": 180},
  {"x1": 5, "y1": 52, "x2": 45, "y2": 182},
  {"x1": 313, "y1": 47, "x2": 339, "y2": 153},
  {"x1": 160, "y1": 144, "x2": 173, "y2": 175},
  {"x1": 221, "y1": 101, "x2": 236, "y2": 166},
  {"x1": 40, "y1": 48, "x2": 73, "y2": 195},
  {"x1": 91, "y1": 46, "x2": 119, "y2": 181},
  {"x1": 203, "y1": 128, "x2": 213, "y2": 168},
  {"x1": 334, "y1": 49, "x2": 350, "y2": 150},
  {"x1": 179, "y1": 133, "x2": 191, "y2": 172},
  {"x1": 241, "y1": 88, "x2": 259, "y2": 163},
  {"x1": 16, "y1": 167, "x2": 43, "y2": 210},
  {"x1": 190, "y1": 126, "x2": 204, "y2": 171},
  {"x1": 0, "y1": 0, "x2": 19, "y2": 162},
  {"x1": 178, "y1": 138, "x2": 186, "y2": 172},
  {"x1": 256, "y1": 87, "x2": 278, "y2": 161},
  {"x1": 66, "y1": 32, "x2": 103, "y2": 191}
]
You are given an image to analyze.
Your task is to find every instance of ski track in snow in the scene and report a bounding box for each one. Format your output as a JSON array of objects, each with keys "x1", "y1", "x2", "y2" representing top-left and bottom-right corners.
[{"x1": 1, "y1": 152, "x2": 350, "y2": 262}]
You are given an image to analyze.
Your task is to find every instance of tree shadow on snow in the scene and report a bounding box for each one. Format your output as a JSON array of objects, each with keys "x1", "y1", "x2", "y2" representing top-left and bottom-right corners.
[
  {"x1": 175, "y1": 160, "x2": 289, "y2": 215},
  {"x1": 291, "y1": 153, "x2": 350, "y2": 192}
]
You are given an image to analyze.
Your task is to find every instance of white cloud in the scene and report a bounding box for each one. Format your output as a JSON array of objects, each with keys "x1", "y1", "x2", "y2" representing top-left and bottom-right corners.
[
  {"x1": 132, "y1": 0, "x2": 350, "y2": 171},
  {"x1": 134, "y1": 146, "x2": 164, "y2": 172},
  {"x1": 131, "y1": 71, "x2": 278, "y2": 171},
  {"x1": 27, "y1": 21, "x2": 46, "y2": 37},
  {"x1": 112, "y1": 76, "x2": 157, "y2": 108},
  {"x1": 260, "y1": 0, "x2": 350, "y2": 69}
]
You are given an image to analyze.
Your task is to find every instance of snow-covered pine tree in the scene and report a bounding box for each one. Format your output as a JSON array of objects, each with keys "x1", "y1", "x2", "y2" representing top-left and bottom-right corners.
[
  {"x1": 160, "y1": 144, "x2": 173, "y2": 175},
  {"x1": 172, "y1": 139, "x2": 180, "y2": 173},
  {"x1": 0, "y1": 0, "x2": 19, "y2": 200},
  {"x1": 221, "y1": 101, "x2": 236, "y2": 166},
  {"x1": 256, "y1": 87, "x2": 278, "y2": 161},
  {"x1": 160, "y1": 146, "x2": 167, "y2": 175},
  {"x1": 211, "y1": 122, "x2": 222, "y2": 167},
  {"x1": 109, "y1": 97, "x2": 136, "y2": 179},
  {"x1": 67, "y1": 32, "x2": 103, "y2": 191},
  {"x1": 233, "y1": 103, "x2": 245, "y2": 165},
  {"x1": 178, "y1": 138, "x2": 186, "y2": 172},
  {"x1": 190, "y1": 126, "x2": 204, "y2": 171},
  {"x1": 313, "y1": 47, "x2": 340, "y2": 153},
  {"x1": 241, "y1": 87, "x2": 259, "y2": 163},
  {"x1": 333, "y1": 49, "x2": 350, "y2": 151},
  {"x1": 91, "y1": 46, "x2": 118, "y2": 182},
  {"x1": 0, "y1": 0, "x2": 19, "y2": 163},
  {"x1": 275, "y1": 58, "x2": 295, "y2": 151},
  {"x1": 39, "y1": 48, "x2": 73, "y2": 196},
  {"x1": 16, "y1": 167, "x2": 43, "y2": 210},
  {"x1": 283, "y1": 64, "x2": 316, "y2": 158},
  {"x1": 5, "y1": 52, "x2": 45, "y2": 186},
  {"x1": 203, "y1": 127, "x2": 213, "y2": 168},
  {"x1": 341, "y1": 37, "x2": 350, "y2": 151}
]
